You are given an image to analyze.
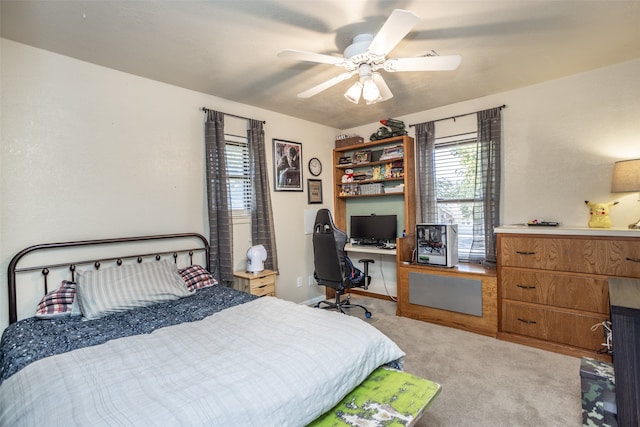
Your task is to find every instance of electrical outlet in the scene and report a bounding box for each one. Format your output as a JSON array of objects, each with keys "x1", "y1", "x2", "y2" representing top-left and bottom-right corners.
[
  {"x1": 296, "y1": 276, "x2": 303, "y2": 287},
  {"x1": 308, "y1": 275, "x2": 314, "y2": 286}
]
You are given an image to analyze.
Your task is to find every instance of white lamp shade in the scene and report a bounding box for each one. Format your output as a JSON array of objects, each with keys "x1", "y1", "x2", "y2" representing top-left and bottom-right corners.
[
  {"x1": 344, "y1": 81, "x2": 362, "y2": 104},
  {"x1": 362, "y1": 78, "x2": 381, "y2": 104},
  {"x1": 611, "y1": 159, "x2": 640, "y2": 192}
]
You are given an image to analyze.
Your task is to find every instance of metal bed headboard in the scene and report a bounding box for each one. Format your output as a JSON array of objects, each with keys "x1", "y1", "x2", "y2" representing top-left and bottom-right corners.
[{"x1": 7, "y1": 233, "x2": 210, "y2": 324}]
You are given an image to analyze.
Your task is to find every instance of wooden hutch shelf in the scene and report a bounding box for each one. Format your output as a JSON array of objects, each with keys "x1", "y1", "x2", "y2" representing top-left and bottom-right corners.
[{"x1": 332, "y1": 135, "x2": 415, "y2": 234}]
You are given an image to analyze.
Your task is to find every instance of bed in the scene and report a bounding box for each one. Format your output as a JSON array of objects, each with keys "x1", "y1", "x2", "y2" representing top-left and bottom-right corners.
[{"x1": 0, "y1": 233, "x2": 406, "y2": 426}]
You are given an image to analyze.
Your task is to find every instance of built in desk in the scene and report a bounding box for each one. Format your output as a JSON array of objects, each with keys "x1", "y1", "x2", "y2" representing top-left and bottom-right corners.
[{"x1": 395, "y1": 237, "x2": 498, "y2": 337}]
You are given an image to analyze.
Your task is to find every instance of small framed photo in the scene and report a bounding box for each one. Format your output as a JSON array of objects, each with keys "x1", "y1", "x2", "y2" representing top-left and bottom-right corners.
[
  {"x1": 307, "y1": 179, "x2": 323, "y2": 204},
  {"x1": 353, "y1": 150, "x2": 371, "y2": 164},
  {"x1": 273, "y1": 139, "x2": 303, "y2": 191}
]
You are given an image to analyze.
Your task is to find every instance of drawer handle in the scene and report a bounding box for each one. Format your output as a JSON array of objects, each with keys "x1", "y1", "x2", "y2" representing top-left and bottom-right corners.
[
  {"x1": 517, "y1": 318, "x2": 537, "y2": 324},
  {"x1": 626, "y1": 257, "x2": 640, "y2": 263},
  {"x1": 516, "y1": 284, "x2": 536, "y2": 290},
  {"x1": 516, "y1": 251, "x2": 536, "y2": 255},
  {"x1": 257, "y1": 284, "x2": 267, "y2": 289}
]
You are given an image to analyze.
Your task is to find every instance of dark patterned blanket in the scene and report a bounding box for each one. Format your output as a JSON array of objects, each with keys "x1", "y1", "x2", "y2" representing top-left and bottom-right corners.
[{"x1": 0, "y1": 286, "x2": 256, "y2": 383}]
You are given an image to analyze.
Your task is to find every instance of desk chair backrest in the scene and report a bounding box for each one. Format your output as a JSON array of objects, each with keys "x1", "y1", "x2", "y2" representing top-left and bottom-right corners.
[{"x1": 312, "y1": 209, "x2": 348, "y2": 289}]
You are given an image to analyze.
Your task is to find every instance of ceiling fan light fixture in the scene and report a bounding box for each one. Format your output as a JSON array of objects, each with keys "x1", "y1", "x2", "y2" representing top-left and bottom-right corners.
[
  {"x1": 279, "y1": 9, "x2": 460, "y2": 104},
  {"x1": 344, "y1": 81, "x2": 363, "y2": 104},
  {"x1": 362, "y1": 78, "x2": 381, "y2": 104}
]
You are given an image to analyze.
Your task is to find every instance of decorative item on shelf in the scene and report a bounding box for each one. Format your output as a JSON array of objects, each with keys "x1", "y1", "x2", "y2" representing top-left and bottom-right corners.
[
  {"x1": 585, "y1": 200, "x2": 619, "y2": 228},
  {"x1": 372, "y1": 166, "x2": 383, "y2": 180},
  {"x1": 391, "y1": 160, "x2": 404, "y2": 178},
  {"x1": 384, "y1": 163, "x2": 393, "y2": 178},
  {"x1": 370, "y1": 119, "x2": 408, "y2": 141},
  {"x1": 335, "y1": 134, "x2": 364, "y2": 148},
  {"x1": 611, "y1": 158, "x2": 640, "y2": 229},
  {"x1": 338, "y1": 156, "x2": 352, "y2": 165},
  {"x1": 341, "y1": 169, "x2": 354, "y2": 183},
  {"x1": 353, "y1": 170, "x2": 373, "y2": 181},
  {"x1": 352, "y1": 150, "x2": 372, "y2": 164},
  {"x1": 340, "y1": 183, "x2": 360, "y2": 196}
]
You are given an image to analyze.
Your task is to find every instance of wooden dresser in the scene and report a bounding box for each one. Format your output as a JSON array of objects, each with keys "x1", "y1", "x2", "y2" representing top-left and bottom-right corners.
[{"x1": 495, "y1": 226, "x2": 640, "y2": 361}]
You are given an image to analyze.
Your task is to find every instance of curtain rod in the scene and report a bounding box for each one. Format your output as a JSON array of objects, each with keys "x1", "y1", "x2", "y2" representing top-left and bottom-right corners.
[
  {"x1": 408, "y1": 104, "x2": 506, "y2": 127},
  {"x1": 201, "y1": 107, "x2": 266, "y2": 124}
]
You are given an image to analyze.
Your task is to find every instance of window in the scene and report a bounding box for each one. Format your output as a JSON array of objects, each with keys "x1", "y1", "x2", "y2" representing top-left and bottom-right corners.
[
  {"x1": 225, "y1": 134, "x2": 251, "y2": 217},
  {"x1": 433, "y1": 132, "x2": 485, "y2": 261}
]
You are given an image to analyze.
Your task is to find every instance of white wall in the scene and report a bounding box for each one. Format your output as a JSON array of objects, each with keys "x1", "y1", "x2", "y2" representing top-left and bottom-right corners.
[
  {"x1": 4, "y1": 38, "x2": 640, "y2": 328},
  {"x1": 345, "y1": 59, "x2": 640, "y2": 229},
  {"x1": 0, "y1": 39, "x2": 337, "y2": 329}
]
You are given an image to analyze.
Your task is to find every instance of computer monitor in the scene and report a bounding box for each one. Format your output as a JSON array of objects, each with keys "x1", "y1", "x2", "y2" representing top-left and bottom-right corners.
[{"x1": 350, "y1": 214, "x2": 397, "y2": 245}]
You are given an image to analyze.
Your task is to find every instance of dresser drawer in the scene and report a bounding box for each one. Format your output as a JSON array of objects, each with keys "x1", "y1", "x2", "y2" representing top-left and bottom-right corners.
[
  {"x1": 610, "y1": 240, "x2": 640, "y2": 278},
  {"x1": 250, "y1": 275, "x2": 275, "y2": 296},
  {"x1": 501, "y1": 301, "x2": 608, "y2": 351},
  {"x1": 501, "y1": 268, "x2": 609, "y2": 313},
  {"x1": 499, "y1": 235, "x2": 640, "y2": 277}
]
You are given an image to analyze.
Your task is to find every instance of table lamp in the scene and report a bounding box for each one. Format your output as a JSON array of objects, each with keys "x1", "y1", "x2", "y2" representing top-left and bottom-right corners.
[{"x1": 611, "y1": 158, "x2": 640, "y2": 229}]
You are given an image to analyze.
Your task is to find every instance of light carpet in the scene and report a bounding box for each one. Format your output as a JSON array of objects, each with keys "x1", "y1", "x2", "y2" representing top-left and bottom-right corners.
[{"x1": 344, "y1": 295, "x2": 583, "y2": 427}]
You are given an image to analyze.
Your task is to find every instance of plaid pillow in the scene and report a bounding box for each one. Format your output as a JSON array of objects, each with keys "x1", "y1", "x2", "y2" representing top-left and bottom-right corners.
[
  {"x1": 179, "y1": 265, "x2": 217, "y2": 291},
  {"x1": 35, "y1": 280, "x2": 79, "y2": 319}
]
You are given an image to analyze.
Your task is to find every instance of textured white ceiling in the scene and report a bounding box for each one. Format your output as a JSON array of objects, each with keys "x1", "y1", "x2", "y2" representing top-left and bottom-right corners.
[{"x1": 2, "y1": 0, "x2": 639, "y2": 128}]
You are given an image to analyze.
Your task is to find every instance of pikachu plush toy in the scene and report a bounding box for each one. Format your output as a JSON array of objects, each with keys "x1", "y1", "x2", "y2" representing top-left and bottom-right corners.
[{"x1": 585, "y1": 200, "x2": 619, "y2": 228}]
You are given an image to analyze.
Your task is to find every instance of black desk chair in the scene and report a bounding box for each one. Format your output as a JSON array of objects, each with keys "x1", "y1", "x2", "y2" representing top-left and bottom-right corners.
[{"x1": 312, "y1": 209, "x2": 373, "y2": 318}]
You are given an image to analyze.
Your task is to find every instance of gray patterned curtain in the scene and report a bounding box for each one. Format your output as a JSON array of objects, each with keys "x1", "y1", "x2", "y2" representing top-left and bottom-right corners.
[
  {"x1": 204, "y1": 110, "x2": 234, "y2": 286},
  {"x1": 475, "y1": 107, "x2": 502, "y2": 268},
  {"x1": 247, "y1": 119, "x2": 279, "y2": 272},
  {"x1": 415, "y1": 121, "x2": 438, "y2": 224}
]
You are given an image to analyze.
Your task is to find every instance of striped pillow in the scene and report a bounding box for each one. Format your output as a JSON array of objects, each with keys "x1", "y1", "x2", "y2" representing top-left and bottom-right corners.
[
  {"x1": 35, "y1": 280, "x2": 82, "y2": 319},
  {"x1": 76, "y1": 260, "x2": 193, "y2": 320},
  {"x1": 179, "y1": 265, "x2": 217, "y2": 291}
]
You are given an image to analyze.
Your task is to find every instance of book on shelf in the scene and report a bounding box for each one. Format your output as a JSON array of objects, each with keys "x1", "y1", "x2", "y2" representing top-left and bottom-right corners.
[{"x1": 379, "y1": 145, "x2": 404, "y2": 161}]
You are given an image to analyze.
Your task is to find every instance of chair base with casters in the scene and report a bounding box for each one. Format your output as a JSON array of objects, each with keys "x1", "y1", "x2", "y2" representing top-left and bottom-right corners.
[{"x1": 314, "y1": 258, "x2": 374, "y2": 318}]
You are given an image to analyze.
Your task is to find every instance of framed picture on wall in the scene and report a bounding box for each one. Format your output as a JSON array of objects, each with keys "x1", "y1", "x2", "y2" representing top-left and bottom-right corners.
[
  {"x1": 273, "y1": 139, "x2": 303, "y2": 191},
  {"x1": 307, "y1": 179, "x2": 323, "y2": 204}
]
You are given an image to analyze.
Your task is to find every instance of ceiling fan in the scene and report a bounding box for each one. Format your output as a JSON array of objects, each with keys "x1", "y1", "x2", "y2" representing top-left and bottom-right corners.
[{"x1": 277, "y1": 9, "x2": 461, "y2": 105}]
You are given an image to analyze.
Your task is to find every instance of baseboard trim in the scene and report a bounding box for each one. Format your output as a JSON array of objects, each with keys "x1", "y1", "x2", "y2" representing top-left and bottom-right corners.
[{"x1": 348, "y1": 288, "x2": 397, "y2": 302}]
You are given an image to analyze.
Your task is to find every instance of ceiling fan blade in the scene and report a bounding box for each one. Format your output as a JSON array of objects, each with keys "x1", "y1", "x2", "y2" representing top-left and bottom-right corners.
[
  {"x1": 297, "y1": 71, "x2": 356, "y2": 98},
  {"x1": 277, "y1": 49, "x2": 344, "y2": 65},
  {"x1": 373, "y1": 73, "x2": 393, "y2": 101},
  {"x1": 367, "y1": 9, "x2": 420, "y2": 57},
  {"x1": 384, "y1": 55, "x2": 462, "y2": 72}
]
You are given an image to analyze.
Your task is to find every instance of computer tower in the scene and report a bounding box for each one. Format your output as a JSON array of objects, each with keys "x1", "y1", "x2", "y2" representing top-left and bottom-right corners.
[{"x1": 416, "y1": 224, "x2": 458, "y2": 267}]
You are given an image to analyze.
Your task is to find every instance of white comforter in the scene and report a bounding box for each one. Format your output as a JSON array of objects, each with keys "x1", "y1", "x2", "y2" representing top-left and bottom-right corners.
[{"x1": 0, "y1": 297, "x2": 404, "y2": 426}]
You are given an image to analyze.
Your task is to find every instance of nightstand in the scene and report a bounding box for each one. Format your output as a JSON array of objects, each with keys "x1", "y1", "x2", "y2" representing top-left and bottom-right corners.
[{"x1": 232, "y1": 269, "x2": 277, "y2": 297}]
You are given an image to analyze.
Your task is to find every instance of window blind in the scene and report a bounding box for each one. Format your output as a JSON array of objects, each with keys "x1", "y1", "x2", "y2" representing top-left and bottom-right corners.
[{"x1": 225, "y1": 134, "x2": 251, "y2": 216}]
